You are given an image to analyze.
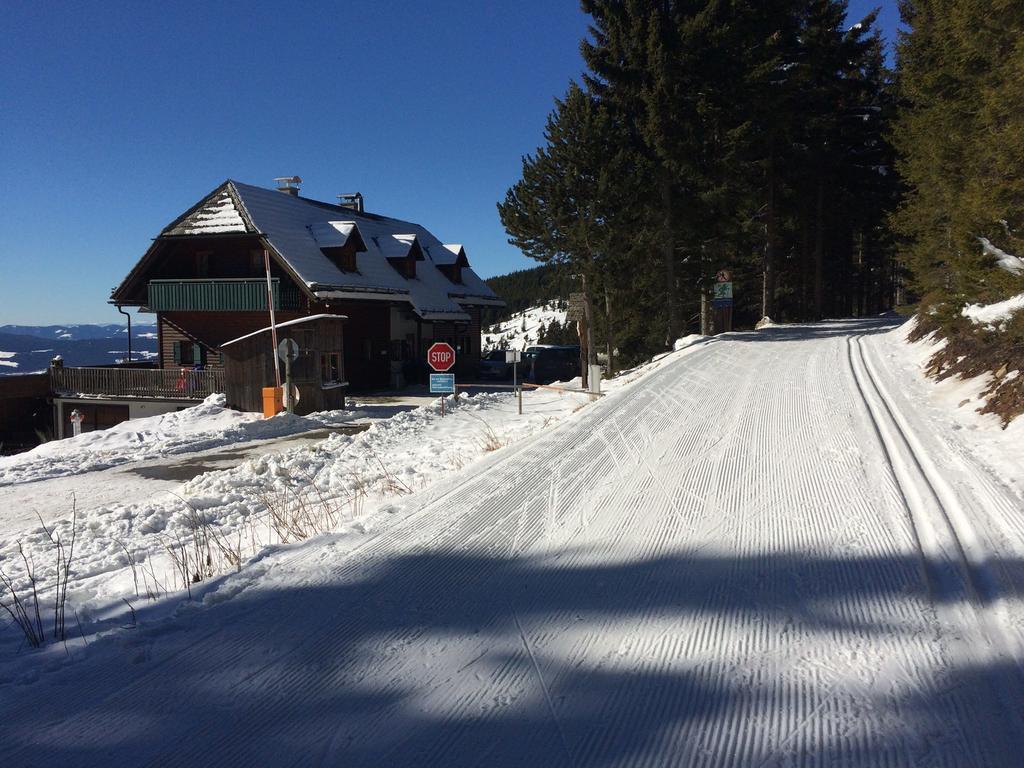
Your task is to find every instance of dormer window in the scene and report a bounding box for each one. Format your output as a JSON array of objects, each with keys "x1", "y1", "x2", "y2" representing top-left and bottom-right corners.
[
  {"x1": 320, "y1": 243, "x2": 359, "y2": 273},
  {"x1": 436, "y1": 244, "x2": 469, "y2": 285},
  {"x1": 438, "y1": 264, "x2": 463, "y2": 284},
  {"x1": 384, "y1": 235, "x2": 424, "y2": 280},
  {"x1": 308, "y1": 221, "x2": 366, "y2": 274}
]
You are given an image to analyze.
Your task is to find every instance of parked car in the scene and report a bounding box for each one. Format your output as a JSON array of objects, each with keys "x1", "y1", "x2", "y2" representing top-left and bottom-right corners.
[
  {"x1": 479, "y1": 349, "x2": 513, "y2": 380},
  {"x1": 523, "y1": 345, "x2": 581, "y2": 385}
]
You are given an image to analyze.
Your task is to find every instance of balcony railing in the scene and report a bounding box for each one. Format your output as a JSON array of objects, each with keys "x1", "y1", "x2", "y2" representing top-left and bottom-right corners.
[
  {"x1": 147, "y1": 279, "x2": 302, "y2": 311},
  {"x1": 51, "y1": 366, "x2": 225, "y2": 400}
]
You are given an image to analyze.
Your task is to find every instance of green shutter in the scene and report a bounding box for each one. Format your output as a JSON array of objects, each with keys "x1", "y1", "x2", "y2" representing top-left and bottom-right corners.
[{"x1": 172, "y1": 341, "x2": 182, "y2": 364}]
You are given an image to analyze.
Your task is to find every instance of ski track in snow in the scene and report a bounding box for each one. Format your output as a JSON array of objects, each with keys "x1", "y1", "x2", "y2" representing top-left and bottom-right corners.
[{"x1": 2, "y1": 318, "x2": 1024, "y2": 766}]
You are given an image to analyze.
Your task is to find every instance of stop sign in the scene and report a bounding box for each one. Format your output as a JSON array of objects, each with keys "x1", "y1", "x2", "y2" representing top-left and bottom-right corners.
[{"x1": 427, "y1": 342, "x2": 456, "y2": 372}]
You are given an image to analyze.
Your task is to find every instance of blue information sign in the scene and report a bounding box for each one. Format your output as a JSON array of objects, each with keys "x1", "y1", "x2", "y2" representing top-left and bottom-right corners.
[{"x1": 429, "y1": 373, "x2": 456, "y2": 394}]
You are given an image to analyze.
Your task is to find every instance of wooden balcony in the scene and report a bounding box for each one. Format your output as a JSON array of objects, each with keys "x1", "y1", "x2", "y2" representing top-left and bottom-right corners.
[
  {"x1": 50, "y1": 366, "x2": 225, "y2": 400},
  {"x1": 147, "y1": 279, "x2": 302, "y2": 311}
]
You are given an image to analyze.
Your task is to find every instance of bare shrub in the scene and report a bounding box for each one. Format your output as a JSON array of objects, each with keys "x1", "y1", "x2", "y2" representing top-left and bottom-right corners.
[{"x1": 0, "y1": 499, "x2": 79, "y2": 648}]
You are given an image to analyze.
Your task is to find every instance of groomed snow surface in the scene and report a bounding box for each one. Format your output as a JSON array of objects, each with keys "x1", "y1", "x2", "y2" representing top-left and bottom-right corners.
[{"x1": 2, "y1": 318, "x2": 1024, "y2": 766}]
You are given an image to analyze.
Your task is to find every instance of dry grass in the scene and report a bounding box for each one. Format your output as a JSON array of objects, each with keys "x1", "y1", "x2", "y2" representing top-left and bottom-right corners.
[
  {"x1": 912, "y1": 307, "x2": 1024, "y2": 426},
  {"x1": 467, "y1": 414, "x2": 506, "y2": 453}
]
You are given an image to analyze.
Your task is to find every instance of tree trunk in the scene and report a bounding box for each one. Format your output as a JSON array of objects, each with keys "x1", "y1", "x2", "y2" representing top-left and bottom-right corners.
[
  {"x1": 662, "y1": 177, "x2": 680, "y2": 346},
  {"x1": 762, "y1": 138, "x2": 777, "y2": 320},
  {"x1": 813, "y1": 173, "x2": 825, "y2": 320},
  {"x1": 603, "y1": 278, "x2": 615, "y2": 376}
]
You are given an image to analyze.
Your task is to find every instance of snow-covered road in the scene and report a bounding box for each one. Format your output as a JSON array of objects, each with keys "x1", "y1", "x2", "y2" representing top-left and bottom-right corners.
[{"x1": 3, "y1": 318, "x2": 1023, "y2": 766}]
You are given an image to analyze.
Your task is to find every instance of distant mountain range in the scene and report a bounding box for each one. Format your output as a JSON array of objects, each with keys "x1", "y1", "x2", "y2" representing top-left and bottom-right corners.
[{"x1": 0, "y1": 324, "x2": 158, "y2": 375}]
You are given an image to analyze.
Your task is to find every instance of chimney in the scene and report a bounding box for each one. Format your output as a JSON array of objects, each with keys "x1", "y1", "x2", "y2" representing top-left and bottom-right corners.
[
  {"x1": 274, "y1": 176, "x2": 302, "y2": 196},
  {"x1": 337, "y1": 192, "x2": 364, "y2": 213}
]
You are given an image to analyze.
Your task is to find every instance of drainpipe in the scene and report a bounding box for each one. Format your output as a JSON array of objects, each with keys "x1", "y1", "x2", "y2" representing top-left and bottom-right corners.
[{"x1": 116, "y1": 305, "x2": 132, "y2": 362}]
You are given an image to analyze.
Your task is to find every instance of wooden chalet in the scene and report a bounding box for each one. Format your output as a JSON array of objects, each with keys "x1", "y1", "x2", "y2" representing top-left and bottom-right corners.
[{"x1": 94, "y1": 178, "x2": 502, "y2": 414}]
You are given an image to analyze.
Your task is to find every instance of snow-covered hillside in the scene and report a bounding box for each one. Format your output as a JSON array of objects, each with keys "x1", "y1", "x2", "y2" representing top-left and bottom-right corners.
[{"x1": 481, "y1": 301, "x2": 568, "y2": 351}]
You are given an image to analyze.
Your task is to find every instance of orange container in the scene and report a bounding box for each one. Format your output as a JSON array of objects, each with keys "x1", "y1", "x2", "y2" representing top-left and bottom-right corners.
[{"x1": 262, "y1": 386, "x2": 284, "y2": 418}]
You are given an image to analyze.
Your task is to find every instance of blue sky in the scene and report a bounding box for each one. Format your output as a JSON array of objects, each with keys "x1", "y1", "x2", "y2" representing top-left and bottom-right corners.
[{"x1": 0, "y1": 1, "x2": 898, "y2": 325}]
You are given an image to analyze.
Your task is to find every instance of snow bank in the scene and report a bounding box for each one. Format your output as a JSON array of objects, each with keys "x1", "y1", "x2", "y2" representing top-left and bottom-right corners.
[
  {"x1": 0, "y1": 394, "x2": 353, "y2": 486},
  {"x1": 961, "y1": 292, "x2": 1024, "y2": 330},
  {"x1": 0, "y1": 351, "x2": 16, "y2": 369},
  {"x1": 0, "y1": 387, "x2": 591, "y2": 646}
]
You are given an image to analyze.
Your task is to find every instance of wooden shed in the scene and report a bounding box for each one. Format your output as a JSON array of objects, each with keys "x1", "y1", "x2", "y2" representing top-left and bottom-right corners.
[{"x1": 220, "y1": 314, "x2": 347, "y2": 415}]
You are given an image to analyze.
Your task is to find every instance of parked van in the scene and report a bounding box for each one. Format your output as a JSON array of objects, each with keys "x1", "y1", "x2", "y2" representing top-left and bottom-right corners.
[{"x1": 523, "y1": 345, "x2": 580, "y2": 385}]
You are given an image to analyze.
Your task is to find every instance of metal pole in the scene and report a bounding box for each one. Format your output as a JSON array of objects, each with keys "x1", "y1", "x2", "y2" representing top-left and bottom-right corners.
[
  {"x1": 264, "y1": 248, "x2": 282, "y2": 389},
  {"x1": 284, "y1": 354, "x2": 294, "y2": 414},
  {"x1": 515, "y1": 359, "x2": 522, "y2": 415},
  {"x1": 117, "y1": 305, "x2": 132, "y2": 362}
]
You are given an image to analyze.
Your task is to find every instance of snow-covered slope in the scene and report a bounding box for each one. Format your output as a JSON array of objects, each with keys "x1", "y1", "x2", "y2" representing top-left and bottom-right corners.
[{"x1": 481, "y1": 301, "x2": 568, "y2": 351}]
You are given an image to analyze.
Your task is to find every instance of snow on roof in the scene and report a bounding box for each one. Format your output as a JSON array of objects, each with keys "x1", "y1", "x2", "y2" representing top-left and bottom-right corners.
[
  {"x1": 220, "y1": 313, "x2": 348, "y2": 348},
  {"x1": 430, "y1": 243, "x2": 465, "y2": 266},
  {"x1": 219, "y1": 181, "x2": 500, "y2": 319},
  {"x1": 308, "y1": 221, "x2": 361, "y2": 249},
  {"x1": 167, "y1": 188, "x2": 250, "y2": 236}
]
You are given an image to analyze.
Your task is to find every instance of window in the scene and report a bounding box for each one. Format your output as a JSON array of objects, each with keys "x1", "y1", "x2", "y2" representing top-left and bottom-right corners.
[
  {"x1": 320, "y1": 243, "x2": 359, "y2": 273},
  {"x1": 195, "y1": 250, "x2": 211, "y2": 278},
  {"x1": 172, "y1": 340, "x2": 203, "y2": 366},
  {"x1": 321, "y1": 352, "x2": 342, "y2": 385},
  {"x1": 387, "y1": 256, "x2": 416, "y2": 279}
]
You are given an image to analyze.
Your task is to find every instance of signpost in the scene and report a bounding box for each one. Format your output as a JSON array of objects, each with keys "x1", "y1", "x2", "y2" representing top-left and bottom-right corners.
[
  {"x1": 278, "y1": 338, "x2": 300, "y2": 413},
  {"x1": 568, "y1": 290, "x2": 592, "y2": 389},
  {"x1": 427, "y1": 342, "x2": 456, "y2": 372},
  {"x1": 429, "y1": 373, "x2": 455, "y2": 394},
  {"x1": 427, "y1": 342, "x2": 456, "y2": 416},
  {"x1": 712, "y1": 270, "x2": 734, "y2": 333},
  {"x1": 566, "y1": 293, "x2": 586, "y2": 322},
  {"x1": 506, "y1": 349, "x2": 523, "y2": 415}
]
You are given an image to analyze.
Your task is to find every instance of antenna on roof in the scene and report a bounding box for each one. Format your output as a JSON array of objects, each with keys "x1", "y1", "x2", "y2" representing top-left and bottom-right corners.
[
  {"x1": 274, "y1": 176, "x2": 302, "y2": 196},
  {"x1": 337, "y1": 192, "x2": 364, "y2": 213}
]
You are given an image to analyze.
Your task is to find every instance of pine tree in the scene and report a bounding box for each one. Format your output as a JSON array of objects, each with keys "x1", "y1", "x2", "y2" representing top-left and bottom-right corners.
[{"x1": 892, "y1": 0, "x2": 1024, "y2": 321}]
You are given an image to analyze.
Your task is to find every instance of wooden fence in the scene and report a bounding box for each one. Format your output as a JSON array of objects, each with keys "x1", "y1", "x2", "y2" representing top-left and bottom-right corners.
[{"x1": 50, "y1": 367, "x2": 225, "y2": 400}]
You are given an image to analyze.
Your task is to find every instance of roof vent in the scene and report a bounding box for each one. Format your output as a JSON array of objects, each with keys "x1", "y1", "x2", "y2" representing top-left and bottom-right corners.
[
  {"x1": 337, "y1": 192, "x2": 364, "y2": 213},
  {"x1": 274, "y1": 176, "x2": 302, "y2": 196}
]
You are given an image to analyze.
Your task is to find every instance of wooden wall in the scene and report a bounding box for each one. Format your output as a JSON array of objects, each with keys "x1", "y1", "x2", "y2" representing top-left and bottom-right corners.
[
  {"x1": 316, "y1": 300, "x2": 391, "y2": 391},
  {"x1": 159, "y1": 311, "x2": 304, "y2": 370},
  {"x1": 0, "y1": 373, "x2": 51, "y2": 454},
  {"x1": 222, "y1": 317, "x2": 346, "y2": 414}
]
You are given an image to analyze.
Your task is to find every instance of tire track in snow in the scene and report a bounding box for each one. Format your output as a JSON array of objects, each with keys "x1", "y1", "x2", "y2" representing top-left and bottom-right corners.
[{"x1": 851, "y1": 335, "x2": 1024, "y2": 675}]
